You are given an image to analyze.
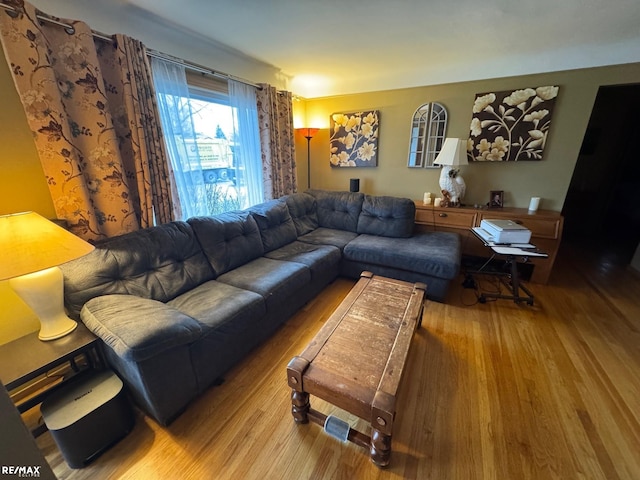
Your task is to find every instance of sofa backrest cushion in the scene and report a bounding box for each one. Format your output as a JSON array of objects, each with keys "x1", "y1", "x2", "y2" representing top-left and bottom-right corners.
[
  {"x1": 189, "y1": 211, "x2": 264, "y2": 275},
  {"x1": 248, "y1": 199, "x2": 298, "y2": 252},
  {"x1": 357, "y1": 195, "x2": 416, "y2": 238},
  {"x1": 285, "y1": 193, "x2": 318, "y2": 236},
  {"x1": 307, "y1": 190, "x2": 364, "y2": 232},
  {"x1": 61, "y1": 221, "x2": 214, "y2": 319}
]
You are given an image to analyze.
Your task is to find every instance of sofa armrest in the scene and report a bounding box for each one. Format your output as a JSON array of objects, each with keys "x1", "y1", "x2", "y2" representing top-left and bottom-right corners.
[{"x1": 80, "y1": 294, "x2": 203, "y2": 362}]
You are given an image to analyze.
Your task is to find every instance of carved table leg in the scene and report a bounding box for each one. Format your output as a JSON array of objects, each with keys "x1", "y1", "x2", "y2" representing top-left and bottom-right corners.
[
  {"x1": 371, "y1": 390, "x2": 394, "y2": 467},
  {"x1": 291, "y1": 390, "x2": 310, "y2": 424},
  {"x1": 370, "y1": 428, "x2": 392, "y2": 467}
]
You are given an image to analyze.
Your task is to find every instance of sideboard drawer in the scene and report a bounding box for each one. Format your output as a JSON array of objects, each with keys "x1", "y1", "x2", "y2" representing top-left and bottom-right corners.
[
  {"x1": 416, "y1": 208, "x2": 476, "y2": 229},
  {"x1": 415, "y1": 209, "x2": 432, "y2": 224},
  {"x1": 516, "y1": 217, "x2": 561, "y2": 239}
]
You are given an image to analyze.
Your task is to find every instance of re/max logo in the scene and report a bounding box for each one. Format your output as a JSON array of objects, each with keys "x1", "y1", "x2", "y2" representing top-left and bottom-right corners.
[{"x1": 1, "y1": 465, "x2": 41, "y2": 477}]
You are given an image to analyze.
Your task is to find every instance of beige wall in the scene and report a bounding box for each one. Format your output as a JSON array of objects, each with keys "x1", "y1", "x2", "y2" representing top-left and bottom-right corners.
[{"x1": 297, "y1": 63, "x2": 640, "y2": 211}]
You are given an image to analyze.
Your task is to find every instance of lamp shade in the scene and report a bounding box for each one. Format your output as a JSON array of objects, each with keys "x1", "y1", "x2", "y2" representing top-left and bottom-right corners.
[
  {"x1": 433, "y1": 138, "x2": 468, "y2": 166},
  {"x1": 0, "y1": 212, "x2": 94, "y2": 281},
  {"x1": 297, "y1": 127, "x2": 320, "y2": 139}
]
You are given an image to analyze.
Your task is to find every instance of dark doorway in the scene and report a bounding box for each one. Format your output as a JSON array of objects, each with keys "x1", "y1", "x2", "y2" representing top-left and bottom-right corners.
[{"x1": 562, "y1": 84, "x2": 640, "y2": 266}]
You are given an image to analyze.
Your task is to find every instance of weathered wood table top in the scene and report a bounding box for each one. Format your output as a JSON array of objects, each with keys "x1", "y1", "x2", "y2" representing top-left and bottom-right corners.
[{"x1": 287, "y1": 271, "x2": 426, "y2": 467}]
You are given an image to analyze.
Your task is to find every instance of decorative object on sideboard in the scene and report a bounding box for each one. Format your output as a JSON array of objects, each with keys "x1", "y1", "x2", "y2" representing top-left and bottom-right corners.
[
  {"x1": 528, "y1": 196, "x2": 541, "y2": 213},
  {"x1": 0, "y1": 212, "x2": 95, "y2": 341},
  {"x1": 296, "y1": 127, "x2": 319, "y2": 189},
  {"x1": 423, "y1": 192, "x2": 432, "y2": 205},
  {"x1": 489, "y1": 190, "x2": 504, "y2": 208},
  {"x1": 330, "y1": 110, "x2": 379, "y2": 167},
  {"x1": 349, "y1": 178, "x2": 360, "y2": 192},
  {"x1": 467, "y1": 85, "x2": 559, "y2": 162},
  {"x1": 407, "y1": 102, "x2": 448, "y2": 168},
  {"x1": 440, "y1": 190, "x2": 452, "y2": 207},
  {"x1": 434, "y1": 138, "x2": 468, "y2": 207}
]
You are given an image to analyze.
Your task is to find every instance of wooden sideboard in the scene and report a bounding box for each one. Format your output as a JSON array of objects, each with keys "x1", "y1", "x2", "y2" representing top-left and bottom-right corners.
[{"x1": 414, "y1": 202, "x2": 564, "y2": 284}]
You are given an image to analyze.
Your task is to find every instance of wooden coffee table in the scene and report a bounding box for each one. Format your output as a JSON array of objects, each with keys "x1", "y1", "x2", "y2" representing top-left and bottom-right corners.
[{"x1": 286, "y1": 271, "x2": 426, "y2": 467}]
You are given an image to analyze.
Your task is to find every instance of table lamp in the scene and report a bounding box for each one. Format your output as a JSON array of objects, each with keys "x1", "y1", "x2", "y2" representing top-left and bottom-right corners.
[
  {"x1": 0, "y1": 212, "x2": 95, "y2": 341},
  {"x1": 433, "y1": 138, "x2": 468, "y2": 206}
]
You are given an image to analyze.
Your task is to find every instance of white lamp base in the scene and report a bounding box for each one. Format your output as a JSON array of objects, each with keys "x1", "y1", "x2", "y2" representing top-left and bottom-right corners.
[{"x1": 9, "y1": 266, "x2": 77, "y2": 341}]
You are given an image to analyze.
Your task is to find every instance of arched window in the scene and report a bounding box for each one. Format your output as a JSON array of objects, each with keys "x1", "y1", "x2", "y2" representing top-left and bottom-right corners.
[{"x1": 407, "y1": 102, "x2": 448, "y2": 168}]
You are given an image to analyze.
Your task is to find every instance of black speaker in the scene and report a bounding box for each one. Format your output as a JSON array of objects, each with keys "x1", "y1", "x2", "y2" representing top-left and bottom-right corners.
[
  {"x1": 41, "y1": 370, "x2": 134, "y2": 469},
  {"x1": 349, "y1": 178, "x2": 360, "y2": 192}
]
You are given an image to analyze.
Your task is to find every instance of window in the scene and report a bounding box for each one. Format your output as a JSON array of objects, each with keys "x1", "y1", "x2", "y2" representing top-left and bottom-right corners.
[
  {"x1": 184, "y1": 75, "x2": 242, "y2": 214},
  {"x1": 407, "y1": 102, "x2": 448, "y2": 168},
  {"x1": 152, "y1": 59, "x2": 263, "y2": 219}
]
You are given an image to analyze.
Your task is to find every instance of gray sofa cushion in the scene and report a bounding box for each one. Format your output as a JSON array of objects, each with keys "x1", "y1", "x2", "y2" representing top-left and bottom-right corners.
[
  {"x1": 357, "y1": 195, "x2": 416, "y2": 238},
  {"x1": 297, "y1": 227, "x2": 359, "y2": 250},
  {"x1": 285, "y1": 192, "x2": 318, "y2": 236},
  {"x1": 61, "y1": 221, "x2": 214, "y2": 318},
  {"x1": 168, "y1": 280, "x2": 266, "y2": 334},
  {"x1": 189, "y1": 212, "x2": 264, "y2": 276},
  {"x1": 343, "y1": 231, "x2": 461, "y2": 280},
  {"x1": 307, "y1": 190, "x2": 364, "y2": 232},
  {"x1": 248, "y1": 199, "x2": 298, "y2": 252},
  {"x1": 264, "y1": 241, "x2": 341, "y2": 279},
  {"x1": 216, "y1": 257, "x2": 311, "y2": 311},
  {"x1": 81, "y1": 294, "x2": 203, "y2": 362}
]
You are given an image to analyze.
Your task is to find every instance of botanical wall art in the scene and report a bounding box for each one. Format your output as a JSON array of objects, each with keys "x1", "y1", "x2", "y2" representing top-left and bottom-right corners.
[
  {"x1": 467, "y1": 86, "x2": 559, "y2": 162},
  {"x1": 330, "y1": 110, "x2": 379, "y2": 167}
]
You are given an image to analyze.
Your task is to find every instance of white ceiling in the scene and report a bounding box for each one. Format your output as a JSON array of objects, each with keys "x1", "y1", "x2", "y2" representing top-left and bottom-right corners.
[{"x1": 39, "y1": 0, "x2": 640, "y2": 98}]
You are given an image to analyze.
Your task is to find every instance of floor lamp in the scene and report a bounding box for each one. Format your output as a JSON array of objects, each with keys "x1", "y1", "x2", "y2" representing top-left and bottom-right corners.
[{"x1": 297, "y1": 128, "x2": 319, "y2": 189}]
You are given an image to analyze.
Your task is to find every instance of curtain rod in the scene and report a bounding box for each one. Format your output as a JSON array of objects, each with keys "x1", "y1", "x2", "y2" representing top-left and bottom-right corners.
[
  {"x1": 0, "y1": 3, "x2": 113, "y2": 41},
  {"x1": 145, "y1": 49, "x2": 260, "y2": 89},
  {"x1": 0, "y1": 2, "x2": 260, "y2": 89}
]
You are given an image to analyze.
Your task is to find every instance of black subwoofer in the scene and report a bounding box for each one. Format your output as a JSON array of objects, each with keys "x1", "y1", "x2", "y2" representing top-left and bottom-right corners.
[{"x1": 41, "y1": 370, "x2": 134, "y2": 468}]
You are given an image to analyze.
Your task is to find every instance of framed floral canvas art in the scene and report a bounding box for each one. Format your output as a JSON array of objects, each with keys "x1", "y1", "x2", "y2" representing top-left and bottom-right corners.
[
  {"x1": 467, "y1": 86, "x2": 559, "y2": 162},
  {"x1": 330, "y1": 110, "x2": 379, "y2": 167}
]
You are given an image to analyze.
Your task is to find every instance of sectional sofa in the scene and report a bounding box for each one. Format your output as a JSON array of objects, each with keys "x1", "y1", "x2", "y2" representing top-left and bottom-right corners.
[{"x1": 60, "y1": 190, "x2": 461, "y2": 425}]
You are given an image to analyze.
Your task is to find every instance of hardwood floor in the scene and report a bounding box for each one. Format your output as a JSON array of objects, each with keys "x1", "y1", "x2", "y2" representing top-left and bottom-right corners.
[{"x1": 37, "y1": 247, "x2": 640, "y2": 479}]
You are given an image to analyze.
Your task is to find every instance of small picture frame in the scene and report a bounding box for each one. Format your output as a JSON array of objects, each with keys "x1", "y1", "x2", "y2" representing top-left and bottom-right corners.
[{"x1": 489, "y1": 190, "x2": 504, "y2": 208}]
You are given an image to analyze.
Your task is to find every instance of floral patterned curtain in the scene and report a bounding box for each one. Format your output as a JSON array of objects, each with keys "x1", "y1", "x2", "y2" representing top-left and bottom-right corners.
[
  {"x1": 0, "y1": 1, "x2": 176, "y2": 241},
  {"x1": 108, "y1": 35, "x2": 179, "y2": 225},
  {"x1": 256, "y1": 84, "x2": 297, "y2": 200}
]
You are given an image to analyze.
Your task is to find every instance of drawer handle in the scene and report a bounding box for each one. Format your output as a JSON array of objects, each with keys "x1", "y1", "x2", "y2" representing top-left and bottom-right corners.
[{"x1": 439, "y1": 213, "x2": 447, "y2": 218}]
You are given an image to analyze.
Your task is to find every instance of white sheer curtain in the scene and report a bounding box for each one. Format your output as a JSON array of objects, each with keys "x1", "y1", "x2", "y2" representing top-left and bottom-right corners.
[
  {"x1": 228, "y1": 80, "x2": 264, "y2": 208},
  {"x1": 150, "y1": 57, "x2": 208, "y2": 218},
  {"x1": 151, "y1": 57, "x2": 264, "y2": 218}
]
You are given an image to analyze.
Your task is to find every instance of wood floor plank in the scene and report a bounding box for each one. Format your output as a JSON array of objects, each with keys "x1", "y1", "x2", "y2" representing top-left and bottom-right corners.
[{"x1": 34, "y1": 247, "x2": 640, "y2": 479}]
